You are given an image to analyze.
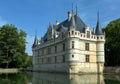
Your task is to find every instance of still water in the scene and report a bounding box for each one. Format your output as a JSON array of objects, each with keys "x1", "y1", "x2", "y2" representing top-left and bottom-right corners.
[{"x1": 0, "y1": 72, "x2": 120, "y2": 84}]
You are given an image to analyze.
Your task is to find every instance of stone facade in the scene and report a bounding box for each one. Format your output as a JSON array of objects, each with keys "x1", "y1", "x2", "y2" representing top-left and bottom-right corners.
[{"x1": 32, "y1": 7, "x2": 105, "y2": 74}]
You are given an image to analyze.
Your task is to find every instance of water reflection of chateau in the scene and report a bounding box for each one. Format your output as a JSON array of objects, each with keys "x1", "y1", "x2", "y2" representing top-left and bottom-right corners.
[
  {"x1": 32, "y1": 72, "x2": 105, "y2": 84},
  {"x1": 32, "y1": 5, "x2": 105, "y2": 74}
]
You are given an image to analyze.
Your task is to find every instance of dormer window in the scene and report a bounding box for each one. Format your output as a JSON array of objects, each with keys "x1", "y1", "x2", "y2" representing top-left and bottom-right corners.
[
  {"x1": 87, "y1": 31, "x2": 90, "y2": 38},
  {"x1": 75, "y1": 32, "x2": 77, "y2": 35},
  {"x1": 72, "y1": 31, "x2": 74, "y2": 35}
]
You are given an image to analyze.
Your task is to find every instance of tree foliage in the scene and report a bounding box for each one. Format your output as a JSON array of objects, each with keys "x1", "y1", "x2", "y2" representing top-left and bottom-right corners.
[
  {"x1": 0, "y1": 24, "x2": 32, "y2": 68},
  {"x1": 103, "y1": 18, "x2": 120, "y2": 66}
]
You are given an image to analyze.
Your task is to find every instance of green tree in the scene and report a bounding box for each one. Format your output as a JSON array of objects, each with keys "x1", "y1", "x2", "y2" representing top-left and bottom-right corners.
[
  {"x1": 103, "y1": 18, "x2": 120, "y2": 66},
  {"x1": 0, "y1": 24, "x2": 29, "y2": 68}
]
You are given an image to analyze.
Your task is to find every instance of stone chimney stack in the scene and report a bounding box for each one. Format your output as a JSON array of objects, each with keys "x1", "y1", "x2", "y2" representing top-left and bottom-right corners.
[
  {"x1": 56, "y1": 20, "x2": 60, "y2": 25},
  {"x1": 68, "y1": 11, "x2": 72, "y2": 21}
]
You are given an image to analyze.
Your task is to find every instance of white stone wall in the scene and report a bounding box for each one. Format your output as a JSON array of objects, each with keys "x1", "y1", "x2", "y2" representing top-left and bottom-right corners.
[
  {"x1": 96, "y1": 41, "x2": 105, "y2": 62},
  {"x1": 32, "y1": 30, "x2": 105, "y2": 73}
]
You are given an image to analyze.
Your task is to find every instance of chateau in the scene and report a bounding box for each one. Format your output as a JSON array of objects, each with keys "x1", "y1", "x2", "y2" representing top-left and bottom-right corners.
[{"x1": 32, "y1": 6, "x2": 105, "y2": 74}]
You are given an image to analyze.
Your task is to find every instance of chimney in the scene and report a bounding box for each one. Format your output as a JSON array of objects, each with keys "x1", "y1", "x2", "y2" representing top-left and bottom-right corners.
[
  {"x1": 56, "y1": 20, "x2": 60, "y2": 25},
  {"x1": 68, "y1": 11, "x2": 72, "y2": 21}
]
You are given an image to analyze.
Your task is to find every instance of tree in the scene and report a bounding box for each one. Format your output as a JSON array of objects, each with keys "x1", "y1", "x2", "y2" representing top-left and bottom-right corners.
[
  {"x1": 103, "y1": 18, "x2": 120, "y2": 66},
  {"x1": 0, "y1": 24, "x2": 29, "y2": 68}
]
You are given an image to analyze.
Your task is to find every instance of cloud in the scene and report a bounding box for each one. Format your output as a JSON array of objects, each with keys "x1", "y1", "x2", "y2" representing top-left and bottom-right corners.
[
  {"x1": 26, "y1": 35, "x2": 34, "y2": 55},
  {"x1": 0, "y1": 16, "x2": 7, "y2": 27}
]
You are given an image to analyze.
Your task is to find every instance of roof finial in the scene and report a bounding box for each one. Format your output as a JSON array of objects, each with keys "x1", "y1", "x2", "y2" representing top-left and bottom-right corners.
[
  {"x1": 76, "y1": 4, "x2": 78, "y2": 16},
  {"x1": 49, "y1": 22, "x2": 52, "y2": 26},
  {"x1": 35, "y1": 29, "x2": 37, "y2": 37},
  {"x1": 97, "y1": 9, "x2": 99, "y2": 23},
  {"x1": 72, "y1": 3, "x2": 74, "y2": 13},
  {"x1": 33, "y1": 32, "x2": 38, "y2": 47}
]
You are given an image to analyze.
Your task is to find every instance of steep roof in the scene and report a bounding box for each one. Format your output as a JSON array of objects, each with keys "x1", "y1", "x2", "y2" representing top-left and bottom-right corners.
[
  {"x1": 95, "y1": 12, "x2": 103, "y2": 35},
  {"x1": 56, "y1": 14, "x2": 86, "y2": 32},
  {"x1": 74, "y1": 15, "x2": 86, "y2": 32}
]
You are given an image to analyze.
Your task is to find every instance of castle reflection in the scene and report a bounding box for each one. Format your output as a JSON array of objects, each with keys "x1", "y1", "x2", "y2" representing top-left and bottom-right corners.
[{"x1": 32, "y1": 72, "x2": 105, "y2": 84}]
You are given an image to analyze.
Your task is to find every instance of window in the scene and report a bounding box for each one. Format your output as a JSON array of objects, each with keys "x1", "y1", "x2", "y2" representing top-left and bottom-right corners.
[
  {"x1": 85, "y1": 43, "x2": 89, "y2": 51},
  {"x1": 42, "y1": 49, "x2": 44, "y2": 55},
  {"x1": 87, "y1": 31, "x2": 90, "y2": 38},
  {"x1": 97, "y1": 37, "x2": 99, "y2": 39},
  {"x1": 47, "y1": 57, "x2": 51, "y2": 63},
  {"x1": 72, "y1": 41, "x2": 74, "y2": 49},
  {"x1": 55, "y1": 46, "x2": 57, "y2": 53},
  {"x1": 84, "y1": 35, "x2": 86, "y2": 37},
  {"x1": 42, "y1": 58, "x2": 43, "y2": 64},
  {"x1": 72, "y1": 31, "x2": 74, "y2": 35},
  {"x1": 55, "y1": 56, "x2": 57, "y2": 63},
  {"x1": 91, "y1": 36, "x2": 93, "y2": 38},
  {"x1": 69, "y1": 32, "x2": 70, "y2": 36},
  {"x1": 47, "y1": 47, "x2": 51, "y2": 54},
  {"x1": 63, "y1": 55, "x2": 65, "y2": 63},
  {"x1": 37, "y1": 58, "x2": 39, "y2": 63},
  {"x1": 38, "y1": 50, "x2": 40, "y2": 56},
  {"x1": 75, "y1": 32, "x2": 77, "y2": 35},
  {"x1": 85, "y1": 55, "x2": 90, "y2": 62},
  {"x1": 72, "y1": 55, "x2": 74, "y2": 58},
  {"x1": 63, "y1": 43, "x2": 65, "y2": 51}
]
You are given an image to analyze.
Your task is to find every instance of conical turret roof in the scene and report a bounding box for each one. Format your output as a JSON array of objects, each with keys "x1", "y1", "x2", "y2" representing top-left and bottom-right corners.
[{"x1": 95, "y1": 11, "x2": 103, "y2": 35}]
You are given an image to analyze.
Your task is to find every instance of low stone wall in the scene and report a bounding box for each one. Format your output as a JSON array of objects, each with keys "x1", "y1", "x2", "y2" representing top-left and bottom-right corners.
[
  {"x1": 0, "y1": 68, "x2": 19, "y2": 73},
  {"x1": 104, "y1": 67, "x2": 120, "y2": 74}
]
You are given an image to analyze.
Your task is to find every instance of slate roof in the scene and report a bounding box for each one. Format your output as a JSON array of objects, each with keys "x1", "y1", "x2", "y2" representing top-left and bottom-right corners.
[
  {"x1": 56, "y1": 14, "x2": 86, "y2": 32},
  {"x1": 42, "y1": 10, "x2": 104, "y2": 42},
  {"x1": 95, "y1": 21, "x2": 103, "y2": 35},
  {"x1": 95, "y1": 12, "x2": 103, "y2": 35}
]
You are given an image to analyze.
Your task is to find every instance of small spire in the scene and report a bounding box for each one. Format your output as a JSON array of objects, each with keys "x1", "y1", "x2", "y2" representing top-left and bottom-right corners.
[
  {"x1": 33, "y1": 35, "x2": 38, "y2": 47},
  {"x1": 49, "y1": 22, "x2": 53, "y2": 29},
  {"x1": 97, "y1": 10, "x2": 99, "y2": 23},
  {"x1": 72, "y1": 3, "x2": 74, "y2": 13},
  {"x1": 95, "y1": 10, "x2": 103, "y2": 35},
  {"x1": 49, "y1": 22, "x2": 52, "y2": 27},
  {"x1": 76, "y1": 4, "x2": 78, "y2": 16},
  {"x1": 35, "y1": 30, "x2": 37, "y2": 37}
]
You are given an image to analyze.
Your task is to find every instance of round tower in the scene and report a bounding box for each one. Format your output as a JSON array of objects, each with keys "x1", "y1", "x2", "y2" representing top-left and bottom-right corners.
[
  {"x1": 95, "y1": 11, "x2": 105, "y2": 73},
  {"x1": 96, "y1": 35, "x2": 105, "y2": 73}
]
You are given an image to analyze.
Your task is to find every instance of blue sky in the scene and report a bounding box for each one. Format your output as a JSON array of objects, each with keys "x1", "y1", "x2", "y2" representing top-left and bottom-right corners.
[{"x1": 0, "y1": 0, "x2": 120, "y2": 55}]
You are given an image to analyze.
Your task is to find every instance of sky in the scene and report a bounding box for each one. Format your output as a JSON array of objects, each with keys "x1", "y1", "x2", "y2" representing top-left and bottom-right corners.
[{"x1": 0, "y1": 0, "x2": 120, "y2": 55}]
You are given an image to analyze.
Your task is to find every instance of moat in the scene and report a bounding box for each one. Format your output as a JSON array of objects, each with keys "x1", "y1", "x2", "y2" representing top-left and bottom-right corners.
[{"x1": 0, "y1": 72, "x2": 120, "y2": 84}]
